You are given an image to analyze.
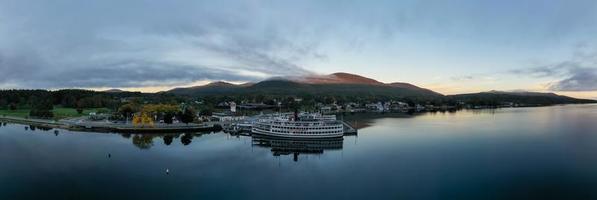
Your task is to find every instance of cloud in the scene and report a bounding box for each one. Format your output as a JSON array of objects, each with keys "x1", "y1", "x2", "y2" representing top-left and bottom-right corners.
[
  {"x1": 0, "y1": 0, "x2": 328, "y2": 89},
  {"x1": 548, "y1": 67, "x2": 597, "y2": 91},
  {"x1": 451, "y1": 75, "x2": 475, "y2": 81},
  {"x1": 510, "y1": 64, "x2": 597, "y2": 92},
  {"x1": 3, "y1": 0, "x2": 597, "y2": 91},
  {"x1": 504, "y1": 42, "x2": 597, "y2": 92},
  {"x1": 509, "y1": 64, "x2": 597, "y2": 92},
  {"x1": 446, "y1": 42, "x2": 597, "y2": 92},
  {"x1": 508, "y1": 64, "x2": 568, "y2": 78}
]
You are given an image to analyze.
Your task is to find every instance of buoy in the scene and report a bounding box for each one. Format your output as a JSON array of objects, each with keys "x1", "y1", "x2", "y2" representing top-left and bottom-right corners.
[
  {"x1": 166, "y1": 169, "x2": 170, "y2": 174},
  {"x1": 108, "y1": 153, "x2": 111, "y2": 158}
]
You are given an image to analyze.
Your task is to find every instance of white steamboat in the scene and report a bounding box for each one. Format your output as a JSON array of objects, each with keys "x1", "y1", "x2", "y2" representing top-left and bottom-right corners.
[{"x1": 252, "y1": 113, "x2": 344, "y2": 139}]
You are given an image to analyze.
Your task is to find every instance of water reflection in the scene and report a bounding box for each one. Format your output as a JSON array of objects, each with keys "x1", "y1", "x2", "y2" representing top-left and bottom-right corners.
[
  {"x1": 2, "y1": 105, "x2": 597, "y2": 199},
  {"x1": 341, "y1": 112, "x2": 420, "y2": 129},
  {"x1": 0, "y1": 121, "x2": 218, "y2": 150},
  {"x1": 130, "y1": 133, "x2": 205, "y2": 149},
  {"x1": 3, "y1": 121, "x2": 347, "y2": 157},
  {"x1": 163, "y1": 135, "x2": 174, "y2": 145},
  {"x1": 252, "y1": 135, "x2": 343, "y2": 162}
]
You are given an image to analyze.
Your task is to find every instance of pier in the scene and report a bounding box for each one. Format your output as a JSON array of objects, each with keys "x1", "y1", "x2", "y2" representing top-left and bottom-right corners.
[{"x1": 341, "y1": 120, "x2": 358, "y2": 135}]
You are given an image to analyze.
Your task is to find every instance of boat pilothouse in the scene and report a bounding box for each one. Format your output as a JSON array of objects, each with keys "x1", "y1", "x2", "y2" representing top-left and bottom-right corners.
[{"x1": 252, "y1": 112, "x2": 344, "y2": 139}]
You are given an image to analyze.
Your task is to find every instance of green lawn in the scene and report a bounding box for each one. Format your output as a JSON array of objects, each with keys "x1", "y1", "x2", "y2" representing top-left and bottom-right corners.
[
  {"x1": 0, "y1": 109, "x2": 30, "y2": 118},
  {"x1": 0, "y1": 107, "x2": 107, "y2": 120}
]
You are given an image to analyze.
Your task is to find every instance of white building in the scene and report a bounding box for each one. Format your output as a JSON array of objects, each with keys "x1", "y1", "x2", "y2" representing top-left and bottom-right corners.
[{"x1": 230, "y1": 102, "x2": 237, "y2": 113}]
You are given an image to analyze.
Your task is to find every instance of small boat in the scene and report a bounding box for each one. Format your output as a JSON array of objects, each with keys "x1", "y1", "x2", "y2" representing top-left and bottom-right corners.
[{"x1": 224, "y1": 121, "x2": 254, "y2": 135}]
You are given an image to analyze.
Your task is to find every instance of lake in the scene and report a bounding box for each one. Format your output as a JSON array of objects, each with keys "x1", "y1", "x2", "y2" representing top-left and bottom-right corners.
[{"x1": 1, "y1": 104, "x2": 597, "y2": 200}]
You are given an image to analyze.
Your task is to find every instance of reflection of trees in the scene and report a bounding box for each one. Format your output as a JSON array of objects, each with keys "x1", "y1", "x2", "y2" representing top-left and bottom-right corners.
[
  {"x1": 127, "y1": 132, "x2": 205, "y2": 149},
  {"x1": 163, "y1": 135, "x2": 173, "y2": 146},
  {"x1": 132, "y1": 134, "x2": 154, "y2": 149},
  {"x1": 181, "y1": 133, "x2": 193, "y2": 146},
  {"x1": 27, "y1": 125, "x2": 52, "y2": 131},
  {"x1": 38, "y1": 126, "x2": 52, "y2": 131}
]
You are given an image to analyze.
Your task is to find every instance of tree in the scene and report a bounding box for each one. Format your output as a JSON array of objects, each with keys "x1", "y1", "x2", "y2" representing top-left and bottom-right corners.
[
  {"x1": 198, "y1": 107, "x2": 213, "y2": 116},
  {"x1": 75, "y1": 101, "x2": 84, "y2": 114},
  {"x1": 163, "y1": 112, "x2": 174, "y2": 124},
  {"x1": 29, "y1": 93, "x2": 54, "y2": 119},
  {"x1": 179, "y1": 107, "x2": 196, "y2": 124},
  {"x1": 9, "y1": 103, "x2": 17, "y2": 110},
  {"x1": 118, "y1": 103, "x2": 138, "y2": 119}
]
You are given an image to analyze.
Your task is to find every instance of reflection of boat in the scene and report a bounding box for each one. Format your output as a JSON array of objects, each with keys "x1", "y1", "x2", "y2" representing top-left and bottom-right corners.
[
  {"x1": 252, "y1": 135, "x2": 343, "y2": 159},
  {"x1": 252, "y1": 113, "x2": 344, "y2": 138}
]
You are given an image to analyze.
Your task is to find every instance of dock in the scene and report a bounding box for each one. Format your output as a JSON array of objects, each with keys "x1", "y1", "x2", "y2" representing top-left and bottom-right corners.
[
  {"x1": 0, "y1": 116, "x2": 70, "y2": 129},
  {"x1": 341, "y1": 120, "x2": 358, "y2": 135}
]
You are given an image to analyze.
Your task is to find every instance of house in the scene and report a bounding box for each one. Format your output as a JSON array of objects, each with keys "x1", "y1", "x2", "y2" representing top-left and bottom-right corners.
[
  {"x1": 383, "y1": 102, "x2": 391, "y2": 111},
  {"x1": 366, "y1": 102, "x2": 385, "y2": 112},
  {"x1": 230, "y1": 102, "x2": 237, "y2": 113},
  {"x1": 320, "y1": 106, "x2": 332, "y2": 113},
  {"x1": 415, "y1": 104, "x2": 425, "y2": 112},
  {"x1": 217, "y1": 102, "x2": 230, "y2": 108},
  {"x1": 390, "y1": 101, "x2": 409, "y2": 112}
]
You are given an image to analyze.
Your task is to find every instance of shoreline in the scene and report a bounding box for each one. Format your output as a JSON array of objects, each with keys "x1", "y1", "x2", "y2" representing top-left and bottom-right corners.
[
  {"x1": 0, "y1": 115, "x2": 222, "y2": 133},
  {"x1": 2, "y1": 104, "x2": 592, "y2": 134}
]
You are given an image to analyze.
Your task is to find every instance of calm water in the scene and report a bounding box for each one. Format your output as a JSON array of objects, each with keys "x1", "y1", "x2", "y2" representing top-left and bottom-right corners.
[{"x1": 2, "y1": 104, "x2": 597, "y2": 200}]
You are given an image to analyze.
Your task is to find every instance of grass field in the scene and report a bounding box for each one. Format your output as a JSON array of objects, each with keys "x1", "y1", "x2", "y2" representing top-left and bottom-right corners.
[
  {"x1": 0, "y1": 107, "x2": 107, "y2": 120},
  {"x1": 0, "y1": 109, "x2": 30, "y2": 118}
]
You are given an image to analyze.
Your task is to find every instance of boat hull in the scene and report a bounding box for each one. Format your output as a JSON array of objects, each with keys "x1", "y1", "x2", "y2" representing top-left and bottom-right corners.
[{"x1": 252, "y1": 128, "x2": 343, "y2": 139}]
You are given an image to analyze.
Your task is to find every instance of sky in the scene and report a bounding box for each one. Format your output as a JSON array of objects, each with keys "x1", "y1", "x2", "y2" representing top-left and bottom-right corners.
[{"x1": 0, "y1": 0, "x2": 596, "y2": 99}]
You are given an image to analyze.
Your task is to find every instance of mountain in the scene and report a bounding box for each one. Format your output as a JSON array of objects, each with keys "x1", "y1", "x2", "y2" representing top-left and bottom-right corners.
[
  {"x1": 102, "y1": 89, "x2": 126, "y2": 93},
  {"x1": 448, "y1": 91, "x2": 597, "y2": 105},
  {"x1": 167, "y1": 72, "x2": 442, "y2": 98},
  {"x1": 168, "y1": 81, "x2": 249, "y2": 95},
  {"x1": 295, "y1": 72, "x2": 383, "y2": 85},
  {"x1": 388, "y1": 82, "x2": 443, "y2": 96},
  {"x1": 166, "y1": 73, "x2": 596, "y2": 105}
]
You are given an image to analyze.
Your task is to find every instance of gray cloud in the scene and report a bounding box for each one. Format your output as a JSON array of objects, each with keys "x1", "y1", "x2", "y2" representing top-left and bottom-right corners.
[
  {"x1": 448, "y1": 43, "x2": 597, "y2": 92},
  {"x1": 510, "y1": 56, "x2": 597, "y2": 92},
  {"x1": 451, "y1": 75, "x2": 475, "y2": 81},
  {"x1": 548, "y1": 67, "x2": 597, "y2": 91},
  {"x1": 508, "y1": 64, "x2": 567, "y2": 78},
  {"x1": 528, "y1": 42, "x2": 597, "y2": 91},
  {"x1": 0, "y1": 0, "x2": 330, "y2": 89},
  {"x1": 3, "y1": 0, "x2": 597, "y2": 90}
]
